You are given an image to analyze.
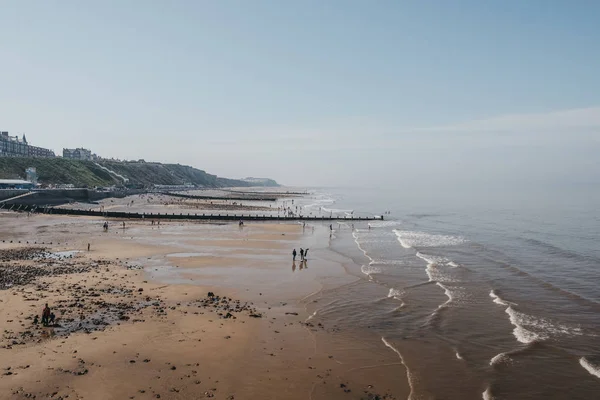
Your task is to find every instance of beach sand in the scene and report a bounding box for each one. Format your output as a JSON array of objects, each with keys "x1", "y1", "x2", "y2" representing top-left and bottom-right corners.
[{"x1": 0, "y1": 211, "x2": 408, "y2": 400}]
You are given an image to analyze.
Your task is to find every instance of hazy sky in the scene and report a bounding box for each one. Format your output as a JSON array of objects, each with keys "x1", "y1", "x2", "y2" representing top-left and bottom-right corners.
[{"x1": 1, "y1": 1, "x2": 599, "y2": 188}]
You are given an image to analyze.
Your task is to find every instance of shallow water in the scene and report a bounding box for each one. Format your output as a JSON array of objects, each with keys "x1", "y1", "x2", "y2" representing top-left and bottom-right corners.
[{"x1": 299, "y1": 187, "x2": 600, "y2": 399}]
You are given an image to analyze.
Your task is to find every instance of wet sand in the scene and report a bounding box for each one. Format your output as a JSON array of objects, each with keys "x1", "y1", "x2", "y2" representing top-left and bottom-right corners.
[{"x1": 0, "y1": 211, "x2": 407, "y2": 400}]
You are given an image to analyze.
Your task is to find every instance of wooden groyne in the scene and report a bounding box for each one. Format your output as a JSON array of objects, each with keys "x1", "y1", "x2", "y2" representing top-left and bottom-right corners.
[
  {"x1": 9, "y1": 204, "x2": 383, "y2": 221},
  {"x1": 159, "y1": 192, "x2": 278, "y2": 202},
  {"x1": 220, "y1": 189, "x2": 306, "y2": 196}
]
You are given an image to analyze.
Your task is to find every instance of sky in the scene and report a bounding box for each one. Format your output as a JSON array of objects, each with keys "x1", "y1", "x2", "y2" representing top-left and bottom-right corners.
[{"x1": 1, "y1": 0, "x2": 599, "y2": 189}]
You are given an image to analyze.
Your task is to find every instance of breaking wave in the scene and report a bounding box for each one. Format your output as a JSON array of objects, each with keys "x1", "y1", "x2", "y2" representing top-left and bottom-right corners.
[
  {"x1": 482, "y1": 386, "x2": 495, "y2": 400},
  {"x1": 381, "y1": 337, "x2": 416, "y2": 400},
  {"x1": 490, "y1": 352, "x2": 512, "y2": 366},
  {"x1": 579, "y1": 357, "x2": 600, "y2": 379},
  {"x1": 490, "y1": 290, "x2": 584, "y2": 344},
  {"x1": 394, "y1": 230, "x2": 467, "y2": 249}
]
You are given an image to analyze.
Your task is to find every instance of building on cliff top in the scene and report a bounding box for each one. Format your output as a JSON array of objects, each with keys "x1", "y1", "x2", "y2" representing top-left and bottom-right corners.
[
  {"x1": 0, "y1": 132, "x2": 55, "y2": 158},
  {"x1": 63, "y1": 147, "x2": 95, "y2": 160}
]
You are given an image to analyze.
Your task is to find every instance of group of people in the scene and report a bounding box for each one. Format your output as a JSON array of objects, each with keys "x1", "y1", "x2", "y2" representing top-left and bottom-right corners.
[
  {"x1": 292, "y1": 247, "x2": 309, "y2": 261},
  {"x1": 33, "y1": 303, "x2": 55, "y2": 327}
]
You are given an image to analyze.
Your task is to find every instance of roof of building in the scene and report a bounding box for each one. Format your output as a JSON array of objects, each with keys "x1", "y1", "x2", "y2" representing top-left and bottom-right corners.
[{"x1": 0, "y1": 179, "x2": 33, "y2": 185}]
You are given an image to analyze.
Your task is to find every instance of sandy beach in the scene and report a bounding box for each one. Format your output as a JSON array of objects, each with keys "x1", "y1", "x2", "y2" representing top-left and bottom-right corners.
[{"x1": 0, "y1": 208, "x2": 407, "y2": 400}]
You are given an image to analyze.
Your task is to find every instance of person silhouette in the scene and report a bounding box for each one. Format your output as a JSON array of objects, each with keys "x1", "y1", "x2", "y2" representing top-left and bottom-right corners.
[{"x1": 41, "y1": 303, "x2": 51, "y2": 326}]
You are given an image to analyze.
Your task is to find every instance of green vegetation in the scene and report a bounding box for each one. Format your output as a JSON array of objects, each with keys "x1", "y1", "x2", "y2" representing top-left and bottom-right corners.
[
  {"x1": 0, "y1": 157, "x2": 278, "y2": 188},
  {"x1": 0, "y1": 157, "x2": 115, "y2": 187}
]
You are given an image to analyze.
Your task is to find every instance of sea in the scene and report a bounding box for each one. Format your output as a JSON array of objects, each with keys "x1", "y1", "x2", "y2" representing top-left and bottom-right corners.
[{"x1": 295, "y1": 185, "x2": 600, "y2": 399}]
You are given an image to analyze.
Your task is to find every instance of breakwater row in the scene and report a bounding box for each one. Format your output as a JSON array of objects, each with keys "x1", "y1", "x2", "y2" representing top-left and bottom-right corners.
[{"x1": 6, "y1": 203, "x2": 383, "y2": 221}]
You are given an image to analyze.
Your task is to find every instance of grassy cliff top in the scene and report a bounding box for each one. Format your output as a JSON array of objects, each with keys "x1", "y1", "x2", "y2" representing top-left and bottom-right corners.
[{"x1": 0, "y1": 157, "x2": 278, "y2": 188}]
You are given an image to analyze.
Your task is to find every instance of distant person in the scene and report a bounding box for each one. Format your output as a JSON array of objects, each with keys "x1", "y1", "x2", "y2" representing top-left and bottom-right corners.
[
  {"x1": 122, "y1": 221, "x2": 125, "y2": 229},
  {"x1": 49, "y1": 312, "x2": 55, "y2": 325},
  {"x1": 41, "y1": 304, "x2": 51, "y2": 326},
  {"x1": 329, "y1": 224, "x2": 333, "y2": 231},
  {"x1": 87, "y1": 243, "x2": 90, "y2": 251},
  {"x1": 300, "y1": 248, "x2": 304, "y2": 261},
  {"x1": 292, "y1": 249, "x2": 297, "y2": 261},
  {"x1": 368, "y1": 223, "x2": 371, "y2": 230},
  {"x1": 304, "y1": 248, "x2": 309, "y2": 259}
]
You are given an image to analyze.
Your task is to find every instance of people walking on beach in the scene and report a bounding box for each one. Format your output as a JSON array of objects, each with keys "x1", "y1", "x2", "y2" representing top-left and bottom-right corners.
[
  {"x1": 41, "y1": 303, "x2": 51, "y2": 326},
  {"x1": 300, "y1": 248, "x2": 305, "y2": 261},
  {"x1": 87, "y1": 243, "x2": 90, "y2": 251},
  {"x1": 292, "y1": 249, "x2": 297, "y2": 261},
  {"x1": 304, "y1": 248, "x2": 309, "y2": 259},
  {"x1": 103, "y1": 221, "x2": 108, "y2": 232}
]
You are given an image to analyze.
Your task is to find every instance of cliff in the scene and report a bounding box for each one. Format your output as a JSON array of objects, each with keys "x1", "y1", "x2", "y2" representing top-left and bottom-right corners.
[{"x1": 0, "y1": 157, "x2": 279, "y2": 188}]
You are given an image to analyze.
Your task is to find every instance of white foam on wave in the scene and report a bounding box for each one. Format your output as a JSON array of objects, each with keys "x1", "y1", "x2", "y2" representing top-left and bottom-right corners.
[
  {"x1": 490, "y1": 352, "x2": 512, "y2": 366},
  {"x1": 368, "y1": 220, "x2": 402, "y2": 228},
  {"x1": 490, "y1": 290, "x2": 584, "y2": 344},
  {"x1": 372, "y1": 259, "x2": 405, "y2": 266},
  {"x1": 381, "y1": 337, "x2": 416, "y2": 400},
  {"x1": 489, "y1": 290, "x2": 512, "y2": 306},
  {"x1": 394, "y1": 230, "x2": 467, "y2": 248},
  {"x1": 505, "y1": 306, "x2": 544, "y2": 343},
  {"x1": 321, "y1": 207, "x2": 353, "y2": 214},
  {"x1": 303, "y1": 196, "x2": 335, "y2": 210},
  {"x1": 579, "y1": 357, "x2": 600, "y2": 379},
  {"x1": 388, "y1": 288, "x2": 406, "y2": 307},
  {"x1": 353, "y1": 230, "x2": 383, "y2": 280},
  {"x1": 361, "y1": 265, "x2": 382, "y2": 277},
  {"x1": 482, "y1": 387, "x2": 495, "y2": 400},
  {"x1": 436, "y1": 282, "x2": 453, "y2": 309},
  {"x1": 422, "y1": 260, "x2": 460, "y2": 283},
  {"x1": 490, "y1": 290, "x2": 539, "y2": 343},
  {"x1": 455, "y1": 351, "x2": 464, "y2": 360},
  {"x1": 416, "y1": 252, "x2": 451, "y2": 265}
]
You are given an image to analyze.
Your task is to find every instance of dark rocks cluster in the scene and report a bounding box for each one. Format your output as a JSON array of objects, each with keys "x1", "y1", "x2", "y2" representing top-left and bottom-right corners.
[
  {"x1": 0, "y1": 247, "x2": 46, "y2": 262},
  {"x1": 1, "y1": 279, "x2": 166, "y2": 348},
  {"x1": 190, "y1": 292, "x2": 262, "y2": 319},
  {"x1": 0, "y1": 247, "x2": 104, "y2": 290}
]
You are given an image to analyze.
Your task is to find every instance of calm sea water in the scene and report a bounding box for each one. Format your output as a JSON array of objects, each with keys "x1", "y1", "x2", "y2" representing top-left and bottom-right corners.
[{"x1": 299, "y1": 186, "x2": 600, "y2": 399}]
